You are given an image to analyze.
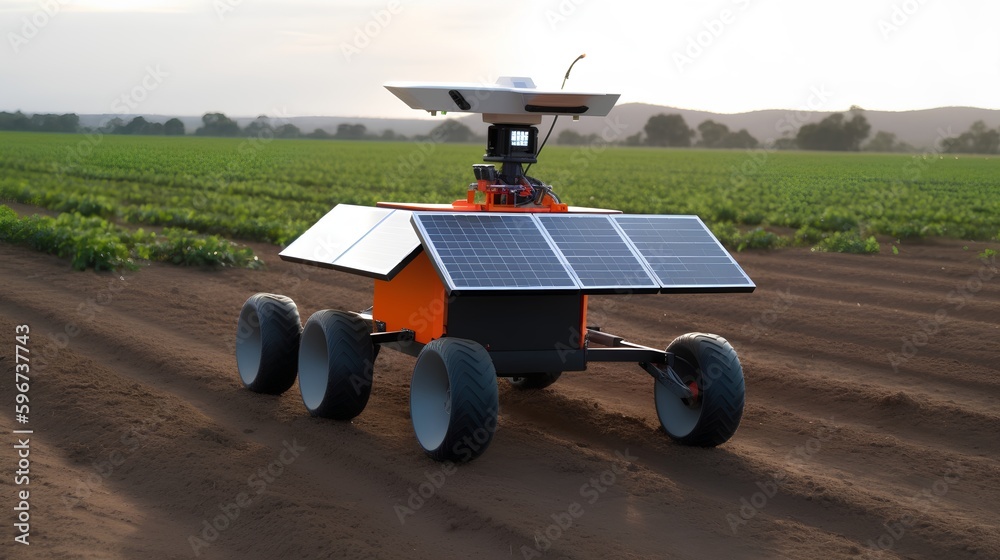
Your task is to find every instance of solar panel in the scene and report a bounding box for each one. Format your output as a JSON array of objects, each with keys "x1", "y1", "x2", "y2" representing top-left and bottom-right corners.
[
  {"x1": 410, "y1": 213, "x2": 578, "y2": 294},
  {"x1": 279, "y1": 205, "x2": 421, "y2": 280},
  {"x1": 611, "y1": 215, "x2": 755, "y2": 293},
  {"x1": 535, "y1": 214, "x2": 659, "y2": 293},
  {"x1": 332, "y1": 208, "x2": 421, "y2": 278}
]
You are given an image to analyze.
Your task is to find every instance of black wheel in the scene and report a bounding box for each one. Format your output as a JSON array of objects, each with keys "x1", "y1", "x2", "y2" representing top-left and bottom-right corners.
[
  {"x1": 298, "y1": 310, "x2": 374, "y2": 420},
  {"x1": 508, "y1": 372, "x2": 562, "y2": 389},
  {"x1": 410, "y1": 338, "x2": 499, "y2": 462},
  {"x1": 655, "y1": 333, "x2": 745, "y2": 447},
  {"x1": 235, "y1": 293, "x2": 301, "y2": 395}
]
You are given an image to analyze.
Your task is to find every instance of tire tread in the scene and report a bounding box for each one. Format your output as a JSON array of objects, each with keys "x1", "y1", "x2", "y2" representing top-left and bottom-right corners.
[
  {"x1": 238, "y1": 293, "x2": 300, "y2": 395},
  {"x1": 661, "y1": 332, "x2": 745, "y2": 447}
]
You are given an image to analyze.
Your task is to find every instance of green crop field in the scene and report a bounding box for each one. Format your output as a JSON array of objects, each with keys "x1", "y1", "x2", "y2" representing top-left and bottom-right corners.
[{"x1": 1, "y1": 131, "x2": 998, "y2": 269}]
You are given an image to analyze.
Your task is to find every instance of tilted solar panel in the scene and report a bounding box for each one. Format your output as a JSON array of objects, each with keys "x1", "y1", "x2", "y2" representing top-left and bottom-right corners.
[
  {"x1": 412, "y1": 212, "x2": 754, "y2": 295},
  {"x1": 535, "y1": 214, "x2": 659, "y2": 293},
  {"x1": 611, "y1": 215, "x2": 755, "y2": 293},
  {"x1": 410, "y1": 213, "x2": 578, "y2": 295},
  {"x1": 279, "y1": 204, "x2": 421, "y2": 280}
]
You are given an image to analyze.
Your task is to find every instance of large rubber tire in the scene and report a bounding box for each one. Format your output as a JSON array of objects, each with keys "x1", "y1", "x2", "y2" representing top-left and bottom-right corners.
[
  {"x1": 655, "y1": 333, "x2": 745, "y2": 447},
  {"x1": 298, "y1": 310, "x2": 374, "y2": 420},
  {"x1": 235, "y1": 293, "x2": 301, "y2": 395},
  {"x1": 410, "y1": 338, "x2": 499, "y2": 463},
  {"x1": 508, "y1": 372, "x2": 562, "y2": 389}
]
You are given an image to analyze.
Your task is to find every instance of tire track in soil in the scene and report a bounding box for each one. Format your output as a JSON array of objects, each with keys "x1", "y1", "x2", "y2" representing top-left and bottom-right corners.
[{"x1": 1, "y1": 237, "x2": 998, "y2": 560}]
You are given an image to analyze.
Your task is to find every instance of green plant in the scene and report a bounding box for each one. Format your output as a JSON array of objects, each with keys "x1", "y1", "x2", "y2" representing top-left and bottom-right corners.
[
  {"x1": 2, "y1": 132, "x2": 999, "y2": 263},
  {"x1": 0, "y1": 205, "x2": 261, "y2": 271},
  {"x1": 794, "y1": 225, "x2": 825, "y2": 245},
  {"x1": 812, "y1": 231, "x2": 880, "y2": 254}
]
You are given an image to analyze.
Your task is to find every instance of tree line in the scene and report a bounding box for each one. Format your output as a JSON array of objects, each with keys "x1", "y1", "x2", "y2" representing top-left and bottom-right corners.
[
  {"x1": 3, "y1": 109, "x2": 998, "y2": 154},
  {"x1": 613, "y1": 109, "x2": 1000, "y2": 154}
]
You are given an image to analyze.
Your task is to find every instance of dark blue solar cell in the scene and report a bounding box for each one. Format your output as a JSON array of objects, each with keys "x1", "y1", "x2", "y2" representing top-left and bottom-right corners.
[
  {"x1": 536, "y1": 215, "x2": 658, "y2": 292},
  {"x1": 412, "y1": 213, "x2": 578, "y2": 293},
  {"x1": 612, "y1": 215, "x2": 754, "y2": 290}
]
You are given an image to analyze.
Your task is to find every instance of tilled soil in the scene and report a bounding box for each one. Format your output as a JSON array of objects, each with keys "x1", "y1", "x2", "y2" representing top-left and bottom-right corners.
[{"x1": 1, "y1": 235, "x2": 997, "y2": 560}]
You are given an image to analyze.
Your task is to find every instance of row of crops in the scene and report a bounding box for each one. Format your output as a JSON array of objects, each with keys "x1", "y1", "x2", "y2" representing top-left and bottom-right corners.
[
  {"x1": 0, "y1": 206, "x2": 260, "y2": 271},
  {"x1": 1, "y1": 132, "x2": 998, "y2": 270}
]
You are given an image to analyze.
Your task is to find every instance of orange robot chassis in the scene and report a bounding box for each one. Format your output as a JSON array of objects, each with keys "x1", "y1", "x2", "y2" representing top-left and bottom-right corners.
[{"x1": 234, "y1": 77, "x2": 755, "y2": 462}]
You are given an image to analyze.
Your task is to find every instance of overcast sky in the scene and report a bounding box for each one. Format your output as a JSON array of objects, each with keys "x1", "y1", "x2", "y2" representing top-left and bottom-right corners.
[{"x1": 3, "y1": 0, "x2": 999, "y2": 119}]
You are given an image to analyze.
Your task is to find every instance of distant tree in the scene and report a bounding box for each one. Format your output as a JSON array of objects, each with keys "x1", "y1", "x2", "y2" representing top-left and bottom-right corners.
[
  {"x1": 623, "y1": 132, "x2": 644, "y2": 146},
  {"x1": 429, "y1": 119, "x2": 474, "y2": 143},
  {"x1": 334, "y1": 123, "x2": 366, "y2": 140},
  {"x1": 843, "y1": 107, "x2": 871, "y2": 151},
  {"x1": 121, "y1": 116, "x2": 150, "y2": 134},
  {"x1": 796, "y1": 110, "x2": 870, "y2": 151},
  {"x1": 557, "y1": 129, "x2": 585, "y2": 145},
  {"x1": 696, "y1": 120, "x2": 730, "y2": 148},
  {"x1": 695, "y1": 120, "x2": 759, "y2": 149},
  {"x1": 274, "y1": 123, "x2": 301, "y2": 139},
  {"x1": 864, "y1": 130, "x2": 898, "y2": 152},
  {"x1": 113, "y1": 116, "x2": 168, "y2": 135},
  {"x1": 0, "y1": 111, "x2": 31, "y2": 131},
  {"x1": 307, "y1": 128, "x2": 332, "y2": 139},
  {"x1": 27, "y1": 113, "x2": 79, "y2": 133},
  {"x1": 0, "y1": 111, "x2": 80, "y2": 133},
  {"x1": 941, "y1": 120, "x2": 1000, "y2": 154},
  {"x1": 380, "y1": 129, "x2": 398, "y2": 141},
  {"x1": 195, "y1": 112, "x2": 240, "y2": 137},
  {"x1": 164, "y1": 118, "x2": 185, "y2": 136},
  {"x1": 644, "y1": 113, "x2": 693, "y2": 147},
  {"x1": 773, "y1": 137, "x2": 798, "y2": 150},
  {"x1": 29, "y1": 114, "x2": 49, "y2": 131},
  {"x1": 56, "y1": 113, "x2": 79, "y2": 133},
  {"x1": 556, "y1": 129, "x2": 599, "y2": 146},
  {"x1": 718, "y1": 128, "x2": 759, "y2": 149},
  {"x1": 101, "y1": 117, "x2": 125, "y2": 133},
  {"x1": 244, "y1": 115, "x2": 273, "y2": 137}
]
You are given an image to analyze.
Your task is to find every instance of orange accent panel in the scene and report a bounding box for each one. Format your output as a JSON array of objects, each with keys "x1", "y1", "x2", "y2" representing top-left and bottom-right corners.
[
  {"x1": 579, "y1": 295, "x2": 588, "y2": 349},
  {"x1": 376, "y1": 201, "x2": 620, "y2": 214},
  {"x1": 373, "y1": 251, "x2": 447, "y2": 344}
]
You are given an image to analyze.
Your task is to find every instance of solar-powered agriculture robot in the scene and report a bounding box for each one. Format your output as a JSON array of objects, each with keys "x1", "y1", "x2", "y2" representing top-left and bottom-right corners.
[{"x1": 235, "y1": 76, "x2": 755, "y2": 462}]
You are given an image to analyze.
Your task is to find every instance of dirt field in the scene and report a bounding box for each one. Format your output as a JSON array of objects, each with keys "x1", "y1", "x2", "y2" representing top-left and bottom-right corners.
[{"x1": 1, "y1": 233, "x2": 998, "y2": 560}]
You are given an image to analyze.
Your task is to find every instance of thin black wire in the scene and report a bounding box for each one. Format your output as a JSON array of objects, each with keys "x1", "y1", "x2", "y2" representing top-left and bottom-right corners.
[
  {"x1": 524, "y1": 54, "x2": 584, "y2": 177},
  {"x1": 524, "y1": 115, "x2": 558, "y2": 176}
]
